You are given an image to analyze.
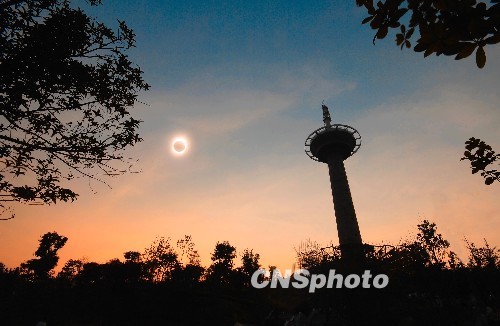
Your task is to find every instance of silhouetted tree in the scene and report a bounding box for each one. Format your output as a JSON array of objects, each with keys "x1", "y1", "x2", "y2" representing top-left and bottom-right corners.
[
  {"x1": 176, "y1": 235, "x2": 201, "y2": 266},
  {"x1": 447, "y1": 250, "x2": 465, "y2": 270},
  {"x1": 99, "y1": 258, "x2": 139, "y2": 285},
  {"x1": 0, "y1": 0, "x2": 149, "y2": 220},
  {"x1": 142, "y1": 237, "x2": 180, "y2": 282},
  {"x1": 415, "y1": 219, "x2": 451, "y2": 268},
  {"x1": 239, "y1": 249, "x2": 261, "y2": 276},
  {"x1": 465, "y1": 238, "x2": 500, "y2": 269},
  {"x1": 356, "y1": 0, "x2": 500, "y2": 68},
  {"x1": 236, "y1": 249, "x2": 261, "y2": 287},
  {"x1": 206, "y1": 241, "x2": 237, "y2": 286},
  {"x1": 381, "y1": 220, "x2": 456, "y2": 271},
  {"x1": 171, "y1": 263, "x2": 205, "y2": 285},
  {"x1": 77, "y1": 261, "x2": 102, "y2": 285},
  {"x1": 57, "y1": 258, "x2": 84, "y2": 282},
  {"x1": 122, "y1": 251, "x2": 143, "y2": 283},
  {"x1": 391, "y1": 241, "x2": 431, "y2": 271},
  {"x1": 21, "y1": 231, "x2": 68, "y2": 280},
  {"x1": 124, "y1": 251, "x2": 142, "y2": 263},
  {"x1": 295, "y1": 220, "x2": 460, "y2": 273},
  {"x1": 211, "y1": 241, "x2": 237, "y2": 267},
  {"x1": 265, "y1": 265, "x2": 277, "y2": 283},
  {"x1": 461, "y1": 137, "x2": 499, "y2": 185},
  {"x1": 295, "y1": 239, "x2": 334, "y2": 270},
  {"x1": 171, "y1": 235, "x2": 204, "y2": 285}
]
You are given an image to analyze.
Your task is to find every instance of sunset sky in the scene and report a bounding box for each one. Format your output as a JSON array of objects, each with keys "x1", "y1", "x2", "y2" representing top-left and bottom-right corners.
[{"x1": 1, "y1": 0, "x2": 499, "y2": 272}]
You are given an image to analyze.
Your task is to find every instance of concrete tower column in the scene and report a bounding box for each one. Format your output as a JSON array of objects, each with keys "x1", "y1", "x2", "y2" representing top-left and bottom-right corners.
[{"x1": 327, "y1": 155, "x2": 362, "y2": 247}]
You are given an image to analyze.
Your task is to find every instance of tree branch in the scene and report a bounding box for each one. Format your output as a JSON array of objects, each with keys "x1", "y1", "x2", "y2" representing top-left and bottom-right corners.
[{"x1": 0, "y1": 0, "x2": 26, "y2": 10}]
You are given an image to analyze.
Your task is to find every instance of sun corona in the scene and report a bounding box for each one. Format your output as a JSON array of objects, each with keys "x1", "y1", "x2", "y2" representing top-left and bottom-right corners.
[{"x1": 171, "y1": 137, "x2": 188, "y2": 155}]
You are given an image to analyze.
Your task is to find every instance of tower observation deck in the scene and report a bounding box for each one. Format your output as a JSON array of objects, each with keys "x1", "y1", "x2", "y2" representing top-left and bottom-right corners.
[{"x1": 305, "y1": 105, "x2": 363, "y2": 264}]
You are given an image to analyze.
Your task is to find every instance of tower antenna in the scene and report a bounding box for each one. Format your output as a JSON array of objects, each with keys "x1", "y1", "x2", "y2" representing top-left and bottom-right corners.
[{"x1": 321, "y1": 103, "x2": 332, "y2": 127}]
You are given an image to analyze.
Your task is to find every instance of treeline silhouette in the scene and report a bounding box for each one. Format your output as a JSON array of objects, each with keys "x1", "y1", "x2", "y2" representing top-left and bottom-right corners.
[
  {"x1": 1, "y1": 220, "x2": 499, "y2": 325},
  {"x1": 292, "y1": 220, "x2": 500, "y2": 325}
]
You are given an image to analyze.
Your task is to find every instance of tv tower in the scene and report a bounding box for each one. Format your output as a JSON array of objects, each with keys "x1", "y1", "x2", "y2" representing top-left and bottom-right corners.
[{"x1": 305, "y1": 104, "x2": 363, "y2": 264}]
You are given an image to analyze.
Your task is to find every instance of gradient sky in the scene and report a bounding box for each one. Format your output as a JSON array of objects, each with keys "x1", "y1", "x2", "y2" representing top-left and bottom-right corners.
[{"x1": 1, "y1": 0, "x2": 499, "y2": 272}]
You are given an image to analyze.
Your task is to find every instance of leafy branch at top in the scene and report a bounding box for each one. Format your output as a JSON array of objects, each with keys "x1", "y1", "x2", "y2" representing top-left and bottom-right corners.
[{"x1": 356, "y1": 0, "x2": 500, "y2": 68}]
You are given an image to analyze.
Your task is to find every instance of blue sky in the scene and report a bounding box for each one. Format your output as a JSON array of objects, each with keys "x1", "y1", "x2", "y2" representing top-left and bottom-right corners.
[
  {"x1": 1, "y1": 0, "x2": 499, "y2": 271},
  {"x1": 87, "y1": 0, "x2": 435, "y2": 107}
]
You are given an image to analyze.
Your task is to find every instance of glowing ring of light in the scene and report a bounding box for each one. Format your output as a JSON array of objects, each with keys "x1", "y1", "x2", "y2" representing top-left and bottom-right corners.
[{"x1": 172, "y1": 137, "x2": 188, "y2": 155}]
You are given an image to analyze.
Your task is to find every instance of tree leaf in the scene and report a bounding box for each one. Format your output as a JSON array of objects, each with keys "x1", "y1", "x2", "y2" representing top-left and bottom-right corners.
[
  {"x1": 455, "y1": 43, "x2": 477, "y2": 60},
  {"x1": 377, "y1": 26, "x2": 388, "y2": 39},
  {"x1": 396, "y1": 34, "x2": 404, "y2": 45},
  {"x1": 406, "y1": 27, "x2": 414, "y2": 39},
  {"x1": 396, "y1": 8, "x2": 408, "y2": 19},
  {"x1": 484, "y1": 34, "x2": 500, "y2": 45},
  {"x1": 476, "y1": 2, "x2": 487, "y2": 12},
  {"x1": 424, "y1": 47, "x2": 434, "y2": 57},
  {"x1": 476, "y1": 46, "x2": 486, "y2": 68},
  {"x1": 362, "y1": 16, "x2": 374, "y2": 24},
  {"x1": 414, "y1": 42, "x2": 427, "y2": 52}
]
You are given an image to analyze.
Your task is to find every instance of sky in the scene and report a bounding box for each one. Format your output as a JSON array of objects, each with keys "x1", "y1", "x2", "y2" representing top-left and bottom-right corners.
[{"x1": 1, "y1": 0, "x2": 499, "y2": 272}]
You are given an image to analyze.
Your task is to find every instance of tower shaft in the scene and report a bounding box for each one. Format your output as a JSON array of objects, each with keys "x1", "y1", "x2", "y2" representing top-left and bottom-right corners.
[{"x1": 327, "y1": 155, "x2": 363, "y2": 262}]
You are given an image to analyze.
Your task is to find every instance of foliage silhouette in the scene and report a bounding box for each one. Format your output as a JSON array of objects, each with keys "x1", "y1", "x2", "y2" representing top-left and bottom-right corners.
[
  {"x1": 462, "y1": 137, "x2": 500, "y2": 185},
  {"x1": 239, "y1": 249, "x2": 261, "y2": 278},
  {"x1": 415, "y1": 219, "x2": 451, "y2": 268},
  {"x1": 123, "y1": 250, "x2": 141, "y2": 263},
  {"x1": 465, "y1": 238, "x2": 500, "y2": 269},
  {"x1": 176, "y1": 234, "x2": 201, "y2": 266},
  {"x1": 0, "y1": 0, "x2": 149, "y2": 220},
  {"x1": 354, "y1": 3, "x2": 499, "y2": 186},
  {"x1": 20, "y1": 231, "x2": 67, "y2": 280},
  {"x1": 236, "y1": 248, "x2": 262, "y2": 287},
  {"x1": 356, "y1": 0, "x2": 500, "y2": 68},
  {"x1": 206, "y1": 241, "x2": 238, "y2": 286},
  {"x1": 292, "y1": 220, "x2": 499, "y2": 325},
  {"x1": 2, "y1": 225, "x2": 500, "y2": 324},
  {"x1": 142, "y1": 237, "x2": 180, "y2": 282},
  {"x1": 295, "y1": 238, "x2": 336, "y2": 270},
  {"x1": 57, "y1": 258, "x2": 84, "y2": 282}
]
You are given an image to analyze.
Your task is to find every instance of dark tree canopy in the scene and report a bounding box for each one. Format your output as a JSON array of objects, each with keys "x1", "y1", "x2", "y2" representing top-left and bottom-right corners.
[
  {"x1": 0, "y1": 0, "x2": 149, "y2": 219},
  {"x1": 237, "y1": 249, "x2": 261, "y2": 286},
  {"x1": 356, "y1": 0, "x2": 500, "y2": 68},
  {"x1": 206, "y1": 241, "x2": 237, "y2": 286},
  {"x1": 415, "y1": 219, "x2": 450, "y2": 268},
  {"x1": 465, "y1": 238, "x2": 500, "y2": 269},
  {"x1": 57, "y1": 258, "x2": 84, "y2": 281},
  {"x1": 2, "y1": 225, "x2": 500, "y2": 325},
  {"x1": 20, "y1": 231, "x2": 67, "y2": 280},
  {"x1": 210, "y1": 241, "x2": 237, "y2": 268},
  {"x1": 142, "y1": 237, "x2": 180, "y2": 282},
  {"x1": 176, "y1": 235, "x2": 201, "y2": 266}
]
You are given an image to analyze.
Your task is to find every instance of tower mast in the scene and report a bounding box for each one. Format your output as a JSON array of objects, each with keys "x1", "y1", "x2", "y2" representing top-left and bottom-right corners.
[{"x1": 305, "y1": 105, "x2": 363, "y2": 264}]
